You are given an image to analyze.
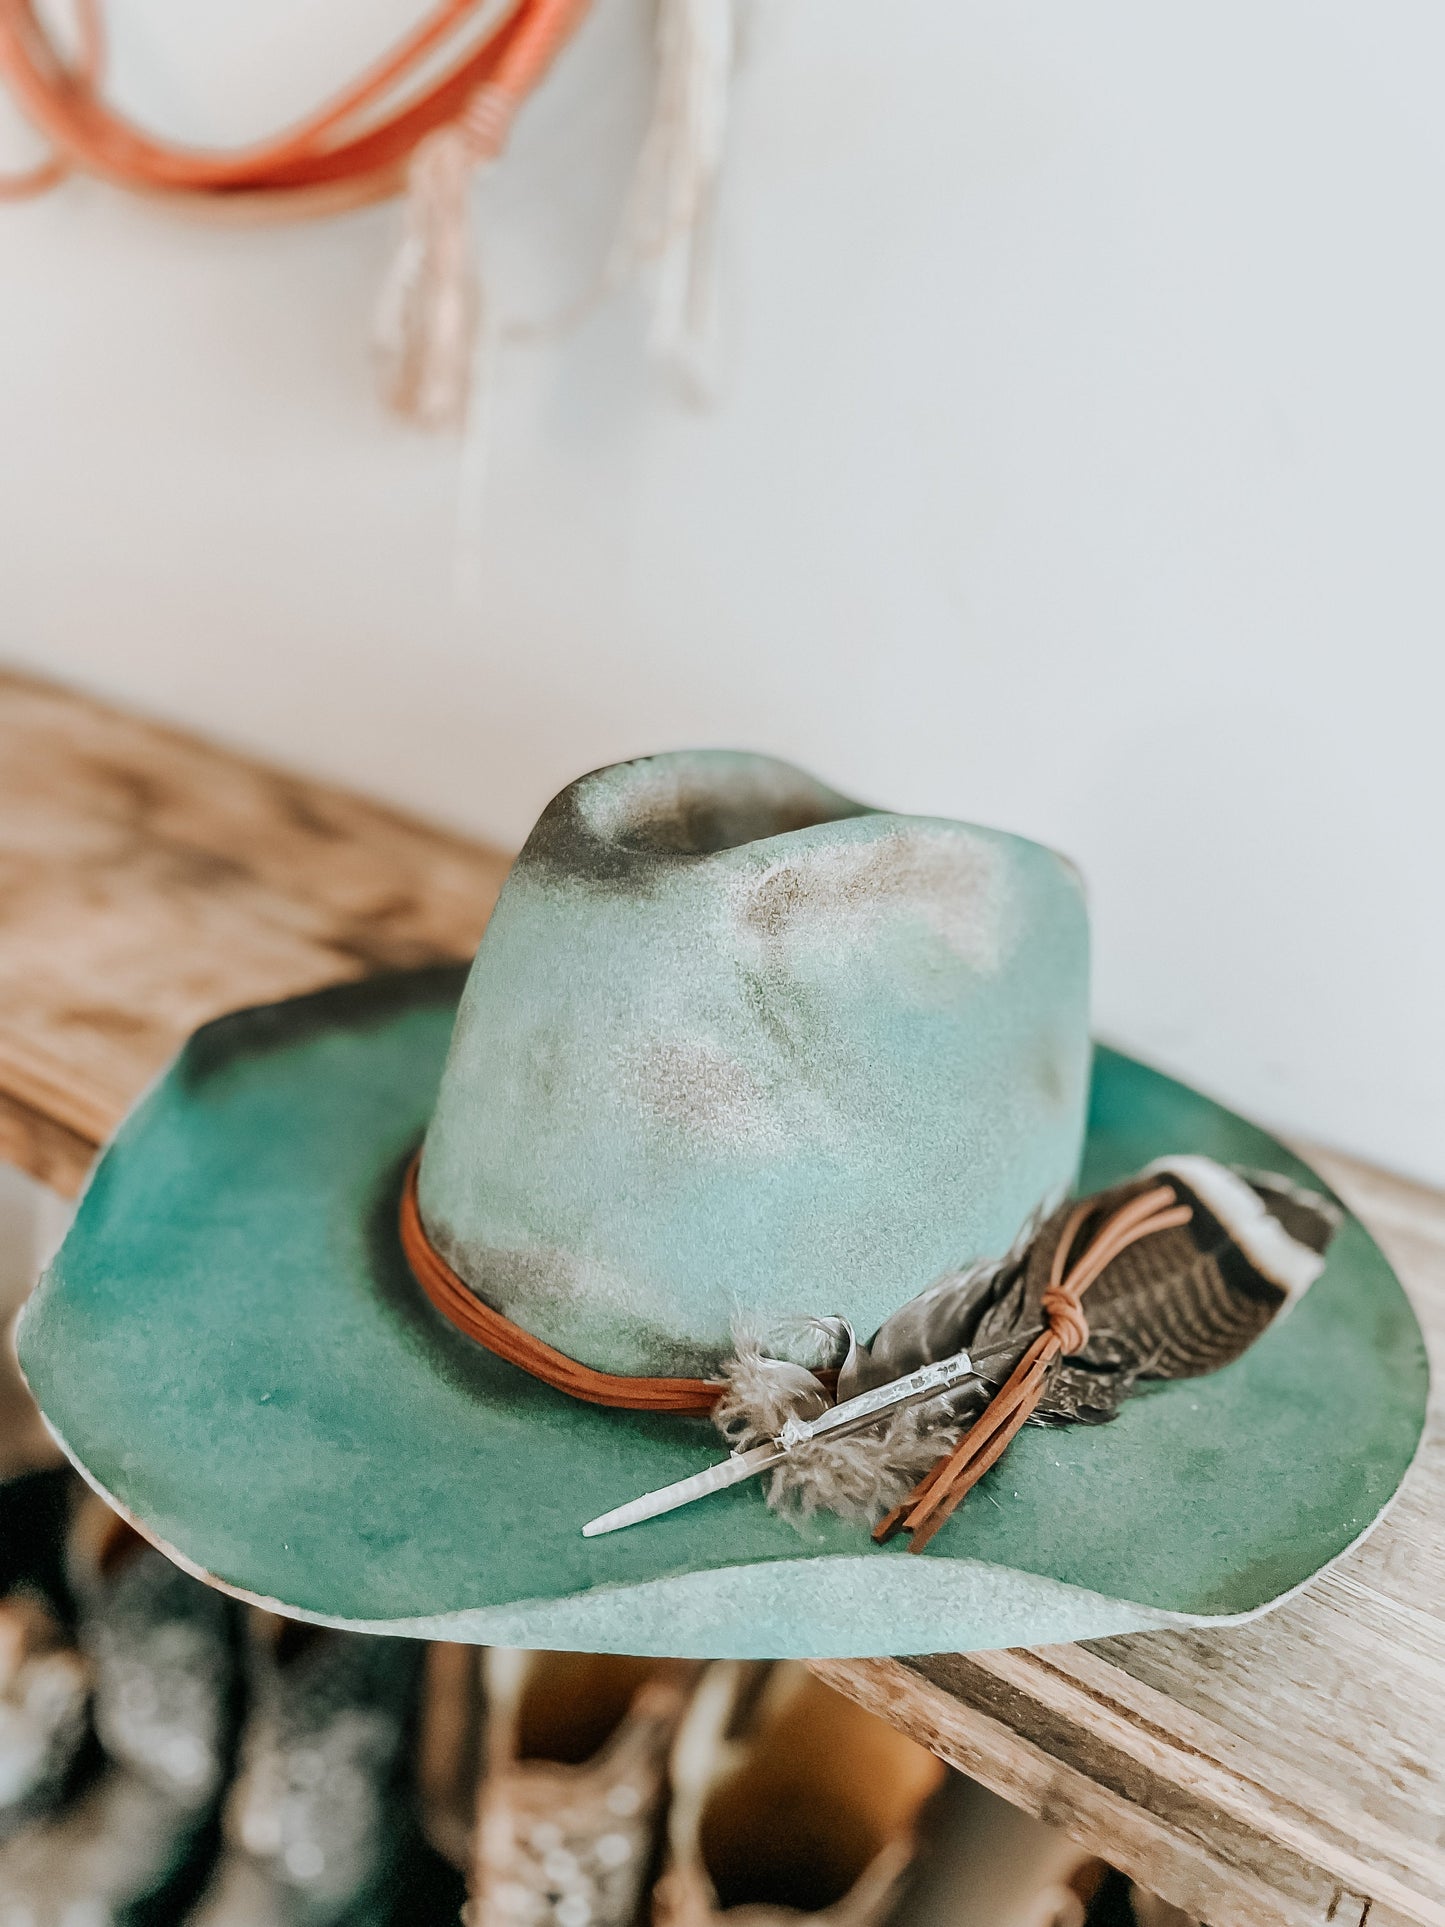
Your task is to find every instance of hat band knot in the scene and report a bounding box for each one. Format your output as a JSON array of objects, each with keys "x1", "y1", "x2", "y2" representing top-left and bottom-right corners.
[{"x1": 874, "y1": 1182, "x2": 1192, "y2": 1552}]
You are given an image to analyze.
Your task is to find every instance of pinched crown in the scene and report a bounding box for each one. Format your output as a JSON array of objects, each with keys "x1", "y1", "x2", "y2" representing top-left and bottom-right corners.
[{"x1": 418, "y1": 753, "x2": 1091, "y2": 1377}]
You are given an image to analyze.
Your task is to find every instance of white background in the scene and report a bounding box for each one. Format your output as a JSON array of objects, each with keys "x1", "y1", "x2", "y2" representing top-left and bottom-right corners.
[{"x1": 2, "y1": 1, "x2": 1442, "y2": 1180}]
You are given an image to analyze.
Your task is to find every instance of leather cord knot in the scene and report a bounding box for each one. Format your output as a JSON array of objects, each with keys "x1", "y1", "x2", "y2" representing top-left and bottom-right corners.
[
  {"x1": 876, "y1": 1182, "x2": 1193, "y2": 1554},
  {"x1": 1039, "y1": 1285, "x2": 1090, "y2": 1356}
]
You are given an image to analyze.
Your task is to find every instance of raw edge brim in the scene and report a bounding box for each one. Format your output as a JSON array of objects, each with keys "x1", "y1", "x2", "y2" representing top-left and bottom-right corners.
[{"x1": 15, "y1": 969, "x2": 1430, "y2": 1659}]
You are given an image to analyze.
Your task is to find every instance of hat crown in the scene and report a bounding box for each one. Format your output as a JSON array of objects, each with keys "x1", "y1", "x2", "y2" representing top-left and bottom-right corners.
[{"x1": 418, "y1": 752, "x2": 1091, "y2": 1376}]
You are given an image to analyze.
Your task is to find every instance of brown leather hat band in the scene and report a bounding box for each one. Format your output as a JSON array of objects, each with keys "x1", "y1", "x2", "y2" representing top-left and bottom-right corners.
[{"x1": 399, "y1": 1155, "x2": 728, "y2": 1415}]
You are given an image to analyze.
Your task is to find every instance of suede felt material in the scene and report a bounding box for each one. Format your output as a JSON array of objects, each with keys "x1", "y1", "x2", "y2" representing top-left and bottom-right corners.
[
  {"x1": 416, "y1": 752, "x2": 1092, "y2": 1377},
  {"x1": 17, "y1": 970, "x2": 1428, "y2": 1660}
]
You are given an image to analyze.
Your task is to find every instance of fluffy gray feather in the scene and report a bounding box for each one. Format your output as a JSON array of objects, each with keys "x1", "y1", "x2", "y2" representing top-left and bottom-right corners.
[{"x1": 711, "y1": 1159, "x2": 1340, "y2": 1526}]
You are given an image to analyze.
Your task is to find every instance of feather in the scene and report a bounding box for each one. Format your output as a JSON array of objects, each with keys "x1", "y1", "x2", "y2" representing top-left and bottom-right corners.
[
  {"x1": 711, "y1": 1337, "x2": 970, "y2": 1525},
  {"x1": 710, "y1": 1159, "x2": 1341, "y2": 1527}
]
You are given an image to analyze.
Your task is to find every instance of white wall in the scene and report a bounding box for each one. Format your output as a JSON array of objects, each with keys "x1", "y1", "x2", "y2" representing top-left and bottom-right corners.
[{"x1": 3, "y1": 2, "x2": 1443, "y2": 1181}]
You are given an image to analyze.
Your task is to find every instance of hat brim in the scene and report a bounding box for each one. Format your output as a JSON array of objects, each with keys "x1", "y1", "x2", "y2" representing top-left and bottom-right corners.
[{"x1": 17, "y1": 969, "x2": 1428, "y2": 1659}]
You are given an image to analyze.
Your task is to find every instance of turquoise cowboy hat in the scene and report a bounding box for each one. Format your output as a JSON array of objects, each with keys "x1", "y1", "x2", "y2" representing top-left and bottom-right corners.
[{"x1": 16, "y1": 753, "x2": 1428, "y2": 1658}]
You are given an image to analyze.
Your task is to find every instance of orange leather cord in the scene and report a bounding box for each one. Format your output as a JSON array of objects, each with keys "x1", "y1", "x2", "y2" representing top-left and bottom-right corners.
[
  {"x1": 0, "y1": 0, "x2": 98, "y2": 197},
  {"x1": 0, "y1": 0, "x2": 588, "y2": 211},
  {"x1": 400, "y1": 1155, "x2": 729, "y2": 1416},
  {"x1": 404, "y1": 1154, "x2": 1185, "y2": 1524},
  {"x1": 876, "y1": 1184, "x2": 1192, "y2": 1554}
]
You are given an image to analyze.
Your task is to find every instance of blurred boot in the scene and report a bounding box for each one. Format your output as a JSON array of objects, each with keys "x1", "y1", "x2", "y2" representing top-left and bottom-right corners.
[
  {"x1": 653, "y1": 1664, "x2": 946, "y2": 1926},
  {"x1": 0, "y1": 1497, "x2": 242, "y2": 1923},
  {"x1": 0, "y1": 1767, "x2": 226, "y2": 1923},
  {"x1": 189, "y1": 1613, "x2": 424, "y2": 1926},
  {"x1": 0, "y1": 1467, "x2": 74, "y2": 1610},
  {"x1": 468, "y1": 1649, "x2": 697, "y2": 1927},
  {"x1": 0, "y1": 1588, "x2": 90, "y2": 1839},
  {"x1": 897, "y1": 1770, "x2": 1108, "y2": 1927},
  {"x1": 416, "y1": 1641, "x2": 486, "y2": 1876},
  {"x1": 70, "y1": 1498, "x2": 242, "y2": 1810}
]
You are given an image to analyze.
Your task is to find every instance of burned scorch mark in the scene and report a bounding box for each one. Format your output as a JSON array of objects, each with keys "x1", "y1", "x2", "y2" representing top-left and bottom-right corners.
[{"x1": 518, "y1": 754, "x2": 873, "y2": 898}]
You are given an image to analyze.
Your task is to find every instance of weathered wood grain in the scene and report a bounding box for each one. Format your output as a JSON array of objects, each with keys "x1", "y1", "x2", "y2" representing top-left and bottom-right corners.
[
  {"x1": 0, "y1": 667, "x2": 1439, "y2": 1925},
  {"x1": 0, "y1": 668, "x2": 510, "y2": 1193}
]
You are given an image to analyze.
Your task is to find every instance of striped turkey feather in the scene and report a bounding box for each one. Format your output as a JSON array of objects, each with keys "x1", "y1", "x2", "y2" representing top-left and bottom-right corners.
[{"x1": 712, "y1": 1158, "x2": 1341, "y2": 1524}]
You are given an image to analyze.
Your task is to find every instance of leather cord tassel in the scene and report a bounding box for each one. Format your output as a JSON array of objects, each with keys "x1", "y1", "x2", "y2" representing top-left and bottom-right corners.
[
  {"x1": 615, "y1": 0, "x2": 740, "y2": 400},
  {"x1": 373, "y1": 88, "x2": 510, "y2": 429},
  {"x1": 373, "y1": 0, "x2": 588, "y2": 428}
]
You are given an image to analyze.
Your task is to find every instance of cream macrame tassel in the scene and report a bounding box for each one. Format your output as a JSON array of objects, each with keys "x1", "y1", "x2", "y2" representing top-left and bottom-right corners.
[
  {"x1": 619, "y1": 0, "x2": 741, "y2": 399},
  {"x1": 374, "y1": 86, "x2": 513, "y2": 430}
]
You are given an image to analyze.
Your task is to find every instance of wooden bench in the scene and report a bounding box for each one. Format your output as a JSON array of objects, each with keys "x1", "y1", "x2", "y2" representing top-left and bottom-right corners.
[{"x1": 2, "y1": 667, "x2": 1439, "y2": 1927}]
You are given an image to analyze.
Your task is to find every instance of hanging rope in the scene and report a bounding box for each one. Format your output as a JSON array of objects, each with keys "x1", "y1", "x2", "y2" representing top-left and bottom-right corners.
[
  {"x1": 0, "y1": 0, "x2": 583, "y2": 210},
  {"x1": 0, "y1": 1, "x2": 746, "y2": 426},
  {"x1": 0, "y1": 0, "x2": 590, "y2": 421}
]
